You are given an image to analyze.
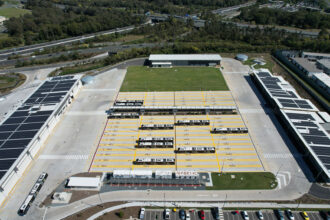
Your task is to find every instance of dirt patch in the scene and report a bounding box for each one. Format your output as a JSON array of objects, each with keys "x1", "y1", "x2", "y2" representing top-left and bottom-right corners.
[
  {"x1": 96, "y1": 206, "x2": 141, "y2": 220},
  {"x1": 63, "y1": 202, "x2": 125, "y2": 220}
]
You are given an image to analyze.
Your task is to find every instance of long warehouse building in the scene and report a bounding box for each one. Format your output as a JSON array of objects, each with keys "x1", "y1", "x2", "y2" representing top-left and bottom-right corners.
[
  {"x1": 149, "y1": 54, "x2": 221, "y2": 67},
  {"x1": 0, "y1": 75, "x2": 82, "y2": 205},
  {"x1": 252, "y1": 69, "x2": 330, "y2": 182}
]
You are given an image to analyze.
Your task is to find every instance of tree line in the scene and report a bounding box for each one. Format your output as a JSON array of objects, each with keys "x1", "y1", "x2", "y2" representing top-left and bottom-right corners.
[
  {"x1": 238, "y1": 7, "x2": 330, "y2": 29},
  {"x1": 2, "y1": 0, "x2": 143, "y2": 47}
]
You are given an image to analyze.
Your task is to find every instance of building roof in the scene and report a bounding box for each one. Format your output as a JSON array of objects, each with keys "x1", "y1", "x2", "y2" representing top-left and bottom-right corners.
[
  {"x1": 292, "y1": 57, "x2": 322, "y2": 73},
  {"x1": 149, "y1": 54, "x2": 221, "y2": 61},
  {"x1": 317, "y1": 59, "x2": 330, "y2": 69},
  {"x1": 67, "y1": 177, "x2": 100, "y2": 188},
  {"x1": 302, "y1": 52, "x2": 330, "y2": 58},
  {"x1": 312, "y1": 73, "x2": 330, "y2": 88}
]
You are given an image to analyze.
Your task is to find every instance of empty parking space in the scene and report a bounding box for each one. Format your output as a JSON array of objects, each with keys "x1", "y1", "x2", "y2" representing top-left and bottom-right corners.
[{"x1": 89, "y1": 91, "x2": 263, "y2": 173}]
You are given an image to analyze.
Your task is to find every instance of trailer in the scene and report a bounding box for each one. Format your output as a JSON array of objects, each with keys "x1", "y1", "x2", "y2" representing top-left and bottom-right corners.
[
  {"x1": 108, "y1": 112, "x2": 140, "y2": 119},
  {"x1": 176, "y1": 146, "x2": 215, "y2": 153},
  {"x1": 176, "y1": 120, "x2": 210, "y2": 126},
  {"x1": 136, "y1": 141, "x2": 173, "y2": 148},
  {"x1": 137, "y1": 137, "x2": 174, "y2": 143},
  {"x1": 133, "y1": 158, "x2": 175, "y2": 165},
  {"x1": 210, "y1": 127, "x2": 248, "y2": 134},
  {"x1": 139, "y1": 124, "x2": 174, "y2": 130},
  {"x1": 114, "y1": 100, "x2": 144, "y2": 106}
]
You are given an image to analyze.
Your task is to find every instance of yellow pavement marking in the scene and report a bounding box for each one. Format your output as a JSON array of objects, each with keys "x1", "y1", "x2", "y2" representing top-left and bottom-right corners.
[
  {"x1": 92, "y1": 165, "x2": 131, "y2": 168},
  {"x1": 207, "y1": 114, "x2": 221, "y2": 173},
  {"x1": 222, "y1": 164, "x2": 262, "y2": 168},
  {"x1": 217, "y1": 153, "x2": 257, "y2": 156},
  {"x1": 175, "y1": 138, "x2": 249, "y2": 141},
  {"x1": 94, "y1": 159, "x2": 133, "y2": 162},
  {"x1": 176, "y1": 158, "x2": 259, "y2": 162},
  {"x1": 177, "y1": 165, "x2": 219, "y2": 168}
]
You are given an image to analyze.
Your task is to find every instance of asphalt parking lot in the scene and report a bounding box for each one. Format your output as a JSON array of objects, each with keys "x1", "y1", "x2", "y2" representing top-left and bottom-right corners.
[
  {"x1": 90, "y1": 91, "x2": 263, "y2": 173},
  {"x1": 143, "y1": 209, "x2": 326, "y2": 220}
]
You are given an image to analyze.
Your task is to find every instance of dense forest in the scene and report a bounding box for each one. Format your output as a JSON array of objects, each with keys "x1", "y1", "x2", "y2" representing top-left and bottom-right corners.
[
  {"x1": 238, "y1": 7, "x2": 330, "y2": 29},
  {"x1": 179, "y1": 21, "x2": 330, "y2": 52},
  {"x1": 3, "y1": 0, "x2": 143, "y2": 46},
  {"x1": 48, "y1": 0, "x2": 250, "y2": 14}
]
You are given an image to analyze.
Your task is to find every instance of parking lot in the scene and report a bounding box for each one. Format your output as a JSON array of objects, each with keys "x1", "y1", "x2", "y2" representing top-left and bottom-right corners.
[
  {"x1": 89, "y1": 91, "x2": 263, "y2": 173},
  {"x1": 142, "y1": 209, "x2": 326, "y2": 220}
]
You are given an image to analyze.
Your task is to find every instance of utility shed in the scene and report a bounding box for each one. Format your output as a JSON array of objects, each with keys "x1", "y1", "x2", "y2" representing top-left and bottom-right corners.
[
  {"x1": 155, "y1": 170, "x2": 172, "y2": 179},
  {"x1": 67, "y1": 177, "x2": 100, "y2": 188},
  {"x1": 149, "y1": 54, "x2": 221, "y2": 67}
]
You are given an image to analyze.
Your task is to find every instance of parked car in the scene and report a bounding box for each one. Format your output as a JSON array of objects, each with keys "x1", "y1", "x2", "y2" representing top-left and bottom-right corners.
[
  {"x1": 199, "y1": 210, "x2": 205, "y2": 220},
  {"x1": 320, "y1": 211, "x2": 330, "y2": 220},
  {"x1": 179, "y1": 209, "x2": 186, "y2": 220},
  {"x1": 275, "y1": 209, "x2": 284, "y2": 220},
  {"x1": 139, "y1": 208, "x2": 145, "y2": 219},
  {"x1": 164, "y1": 209, "x2": 170, "y2": 220},
  {"x1": 301, "y1": 212, "x2": 309, "y2": 220},
  {"x1": 186, "y1": 212, "x2": 191, "y2": 220},
  {"x1": 213, "y1": 207, "x2": 220, "y2": 220},
  {"x1": 257, "y1": 211, "x2": 264, "y2": 220},
  {"x1": 286, "y1": 210, "x2": 294, "y2": 220},
  {"x1": 242, "y1": 211, "x2": 249, "y2": 220}
]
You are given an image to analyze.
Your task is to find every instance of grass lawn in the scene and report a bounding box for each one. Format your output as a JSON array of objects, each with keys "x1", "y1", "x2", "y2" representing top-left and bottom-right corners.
[
  {"x1": 0, "y1": 73, "x2": 26, "y2": 93},
  {"x1": 206, "y1": 172, "x2": 277, "y2": 190},
  {"x1": 0, "y1": 7, "x2": 30, "y2": 18},
  {"x1": 120, "y1": 66, "x2": 228, "y2": 92},
  {"x1": 244, "y1": 58, "x2": 274, "y2": 71}
]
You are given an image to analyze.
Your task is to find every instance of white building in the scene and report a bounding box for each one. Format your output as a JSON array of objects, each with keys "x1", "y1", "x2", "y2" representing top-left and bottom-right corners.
[{"x1": 149, "y1": 54, "x2": 222, "y2": 67}]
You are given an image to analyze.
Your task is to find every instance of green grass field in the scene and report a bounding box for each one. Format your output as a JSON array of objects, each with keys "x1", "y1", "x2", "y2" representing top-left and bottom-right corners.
[
  {"x1": 0, "y1": 7, "x2": 30, "y2": 18},
  {"x1": 206, "y1": 172, "x2": 277, "y2": 190},
  {"x1": 120, "y1": 66, "x2": 228, "y2": 92}
]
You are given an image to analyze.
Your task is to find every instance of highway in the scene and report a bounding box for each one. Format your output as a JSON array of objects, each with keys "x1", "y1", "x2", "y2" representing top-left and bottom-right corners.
[{"x1": 0, "y1": 25, "x2": 135, "y2": 59}]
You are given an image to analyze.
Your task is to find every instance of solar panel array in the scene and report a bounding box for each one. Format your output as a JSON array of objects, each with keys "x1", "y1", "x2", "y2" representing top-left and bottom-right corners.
[
  {"x1": 285, "y1": 112, "x2": 330, "y2": 170},
  {"x1": 254, "y1": 69, "x2": 330, "y2": 178},
  {"x1": 255, "y1": 71, "x2": 317, "y2": 110},
  {"x1": 277, "y1": 98, "x2": 314, "y2": 110},
  {"x1": 0, "y1": 76, "x2": 78, "y2": 180},
  {"x1": 256, "y1": 71, "x2": 298, "y2": 99}
]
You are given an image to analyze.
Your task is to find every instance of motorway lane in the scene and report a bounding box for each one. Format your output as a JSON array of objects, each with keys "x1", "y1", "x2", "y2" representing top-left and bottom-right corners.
[{"x1": 0, "y1": 25, "x2": 135, "y2": 58}]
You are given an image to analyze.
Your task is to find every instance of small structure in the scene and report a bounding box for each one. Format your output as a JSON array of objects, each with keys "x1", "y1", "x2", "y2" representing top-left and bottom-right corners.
[
  {"x1": 235, "y1": 54, "x2": 248, "y2": 62},
  {"x1": 175, "y1": 170, "x2": 199, "y2": 179},
  {"x1": 67, "y1": 177, "x2": 100, "y2": 188},
  {"x1": 149, "y1": 54, "x2": 221, "y2": 67},
  {"x1": 155, "y1": 170, "x2": 173, "y2": 179},
  {"x1": 253, "y1": 58, "x2": 266, "y2": 66},
  {"x1": 52, "y1": 192, "x2": 72, "y2": 204},
  {"x1": 81, "y1": 75, "x2": 95, "y2": 85}
]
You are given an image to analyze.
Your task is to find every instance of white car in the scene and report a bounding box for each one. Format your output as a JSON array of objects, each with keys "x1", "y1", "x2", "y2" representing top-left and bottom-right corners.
[
  {"x1": 139, "y1": 208, "x2": 145, "y2": 219},
  {"x1": 186, "y1": 212, "x2": 191, "y2": 220},
  {"x1": 165, "y1": 209, "x2": 171, "y2": 220},
  {"x1": 257, "y1": 211, "x2": 264, "y2": 220},
  {"x1": 242, "y1": 211, "x2": 249, "y2": 220}
]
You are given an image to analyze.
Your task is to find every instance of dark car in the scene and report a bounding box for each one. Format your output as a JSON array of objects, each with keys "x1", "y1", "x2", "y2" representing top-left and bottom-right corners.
[
  {"x1": 275, "y1": 209, "x2": 284, "y2": 220},
  {"x1": 212, "y1": 207, "x2": 220, "y2": 220},
  {"x1": 320, "y1": 211, "x2": 330, "y2": 220},
  {"x1": 179, "y1": 209, "x2": 186, "y2": 220}
]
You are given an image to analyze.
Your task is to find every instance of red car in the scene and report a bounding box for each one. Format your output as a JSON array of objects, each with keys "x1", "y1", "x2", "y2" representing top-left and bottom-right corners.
[{"x1": 200, "y1": 210, "x2": 205, "y2": 220}]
